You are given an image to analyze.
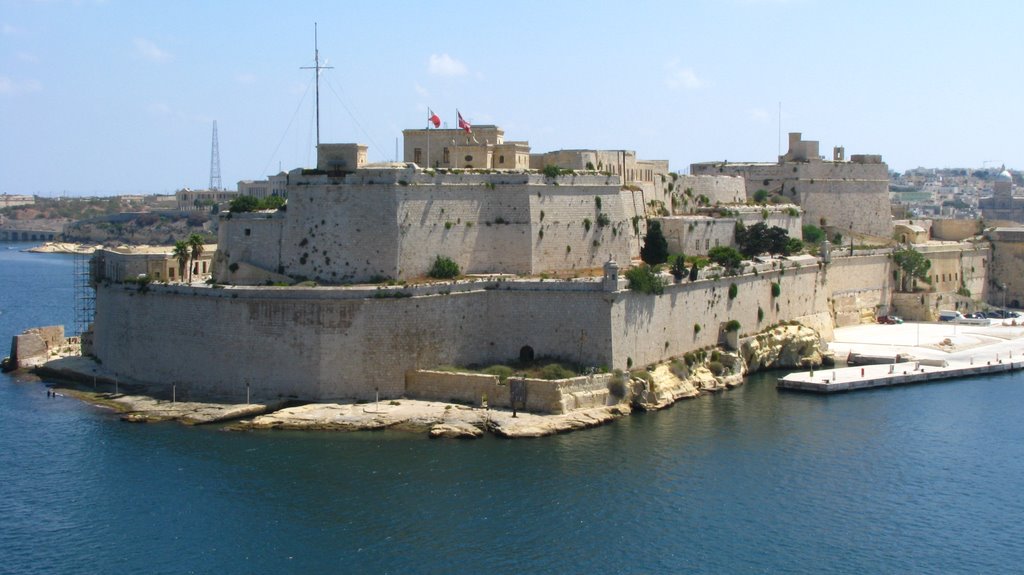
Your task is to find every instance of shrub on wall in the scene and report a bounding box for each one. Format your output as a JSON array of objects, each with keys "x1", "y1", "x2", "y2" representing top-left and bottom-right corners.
[
  {"x1": 625, "y1": 264, "x2": 665, "y2": 295},
  {"x1": 428, "y1": 255, "x2": 460, "y2": 279},
  {"x1": 728, "y1": 283, "x2": 738, "y2": 299},
  {"x1": 725, "y1": 319, "x2": 741, "y2": 332},
  {"x1": 771, "y1": 282, "x2": 781, "y2": 297}
]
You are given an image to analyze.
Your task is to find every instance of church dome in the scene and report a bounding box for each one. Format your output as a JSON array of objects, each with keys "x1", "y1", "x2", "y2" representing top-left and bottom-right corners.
[{"x1": 997, "y1": 169, "x2": 1013, "y2": 182}]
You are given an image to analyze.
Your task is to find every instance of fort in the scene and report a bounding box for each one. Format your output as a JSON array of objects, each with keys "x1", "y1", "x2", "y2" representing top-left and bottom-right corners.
[{"x1": 69, "y1": 127, "x2": 998, "y2": 419}]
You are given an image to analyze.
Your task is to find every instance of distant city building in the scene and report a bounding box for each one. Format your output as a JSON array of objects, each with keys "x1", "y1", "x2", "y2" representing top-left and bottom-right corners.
[
  {"x1": 0, "y1": 194, "x2": 34, "y2": 208},
  {"x1": 978, "y1": 169, "x2": 1022, "y2": 223},
  {"x1": 238, "y1": 173, "x2": 289, "y2": 200},
  {"x1": 176, "y1": 188, "x2": 238, "y2": 212}
]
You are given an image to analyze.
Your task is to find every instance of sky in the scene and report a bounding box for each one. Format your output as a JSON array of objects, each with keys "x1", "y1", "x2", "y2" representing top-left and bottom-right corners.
[{"x1": 1, "y1": 0, "x2": 1021, "y2": 196}]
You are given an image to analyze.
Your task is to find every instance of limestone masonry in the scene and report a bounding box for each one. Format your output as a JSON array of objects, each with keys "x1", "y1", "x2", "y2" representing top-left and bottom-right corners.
[{"x1": 83, "y1": 126, "x2": 996, "y2": 409}]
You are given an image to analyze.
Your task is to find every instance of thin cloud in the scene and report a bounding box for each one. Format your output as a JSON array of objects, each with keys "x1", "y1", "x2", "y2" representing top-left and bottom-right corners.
[
  {"x1": 2, "y1": 23, "x2": 23, "y2": 36},
  {"x1": 133, "y1": 37, "x2": 171, "y2": 62},
  {"x1": 428, "y1": 53, "x2": 467, "y2": 77},
  {"x1": 664, "y1": 60, "x2": 704, "y2": 90},
  {"x1": 235, "y1": 72, "x2": 257, "y2": 85},
  {"x1": 414, "y1": 82, "x2": 429, "y2": 97},
  {"x1": 0, "y1": 76, "x2": 42, "y2": 96},
  {"x1": 16, "y1": 51, "x2": 39, "y2": 63}
]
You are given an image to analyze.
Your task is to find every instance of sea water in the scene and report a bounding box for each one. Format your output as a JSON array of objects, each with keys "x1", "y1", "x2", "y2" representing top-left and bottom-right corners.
[{"x1": 2, "y1": 243, "x2": 1023, "y2": 574}]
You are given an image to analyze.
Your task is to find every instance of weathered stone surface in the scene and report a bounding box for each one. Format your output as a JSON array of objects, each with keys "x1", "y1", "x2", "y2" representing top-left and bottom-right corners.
[
  {"x1": 741, "y1": 324, "x2": 828, "y2": 373},
  {"x1": 429, "y1": 422, "x2": 484, "y2": 439}
]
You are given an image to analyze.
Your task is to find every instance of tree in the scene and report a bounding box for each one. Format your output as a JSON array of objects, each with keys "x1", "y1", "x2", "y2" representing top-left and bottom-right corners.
[
  {"x1": 708, "y1": 246, "x2": 743, "y2": 271},
  {"x1": 263, "y1": 195, "x2": 286, "y2": 210},
  {"x1": 753, "y1": 189, "x2": 769, "y2": 203},
  {"x1": 892, "y1": 246, "x2": 931, "y2": 292},
  {"x1": 669, "y1": 253, "x2": 687, "y2": 281},
  {"x1": 640, "y1": 220, "x2": 669, "y2": 265},
  {"x1": 625, "y1": 264, "x2": 665, "y2": 295},
  {"x1": 188, "y1": 233, "x2": 205, "y2": 282},
  {"x1": 229, "y1": 195, "x2": 261, "y2": 213},
  {"x1": 689, "y1": 263, "x2": 699, "y2": 282},
  {"x1": 172, "y1": 240, "x2": 189, "y2": 283}
]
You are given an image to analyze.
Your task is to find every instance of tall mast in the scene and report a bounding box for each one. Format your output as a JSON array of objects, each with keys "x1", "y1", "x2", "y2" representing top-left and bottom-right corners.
[{"x1": 300, "y1": 23, "x2": 333, "y2": 150}]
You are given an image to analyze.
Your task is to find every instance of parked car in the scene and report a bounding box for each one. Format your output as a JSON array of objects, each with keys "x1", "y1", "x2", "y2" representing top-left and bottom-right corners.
[
  {"x1": 939, "y1": 310, "x2": 965, "y2": 322},
  {"x1": 966, "y1": 312, "x2": 987, "y2": 319},
  {"x1": 1006, "y1": 310, "x2": 1021, "y2": 319},
  {"x1": 877, "y1": 315, "x2": 904, "y2": 324},
  {"x1": 985, "y1": 310, "x2": 1006, "y2": 319}
]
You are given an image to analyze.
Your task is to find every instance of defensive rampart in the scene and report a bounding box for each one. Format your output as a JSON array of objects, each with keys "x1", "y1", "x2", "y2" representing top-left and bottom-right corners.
[{"x1": 93, "y1": 242, "x2": 992, "y2": 404}]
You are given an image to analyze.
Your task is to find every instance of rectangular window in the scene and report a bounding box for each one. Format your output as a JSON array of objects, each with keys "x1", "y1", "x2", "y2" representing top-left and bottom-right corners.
[
  {"x1": 414, "y1": 148, "x2": 422, "y2": 164},
  {"x1": 244, "y1": 228, "x2": 251, "y2": 236},
  {"x1": 443, "y1": 147, "x2": 450, "y2": 164}
]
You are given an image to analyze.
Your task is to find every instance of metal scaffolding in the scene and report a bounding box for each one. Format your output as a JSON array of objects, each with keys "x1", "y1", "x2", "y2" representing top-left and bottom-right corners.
[{"x1": 74, "y1": 252, "x2": 95, "y2": 337}]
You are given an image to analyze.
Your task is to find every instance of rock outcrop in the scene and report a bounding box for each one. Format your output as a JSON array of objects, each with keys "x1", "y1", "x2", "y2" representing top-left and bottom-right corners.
[{"x1": 740, "y1": 324, "x2": 830, "y2": 373}]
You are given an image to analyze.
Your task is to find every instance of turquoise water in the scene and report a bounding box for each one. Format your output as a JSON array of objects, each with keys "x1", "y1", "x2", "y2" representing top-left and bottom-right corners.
[{"x1": 2, "y1": 243, "x2": 1024, "y2": 574}]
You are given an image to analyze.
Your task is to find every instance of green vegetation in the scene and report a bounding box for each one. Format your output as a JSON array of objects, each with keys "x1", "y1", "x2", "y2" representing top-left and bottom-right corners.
[
  {"x1": 669, "y1": 254, "x2": 687, "y2": 280},
  {"x1": 736, "y1": 221, "x2": 798, "y2": 257},
  {"x1": 725, "y1": 319, "x2": 741, "y2": 332},
  {"x1": 753, "y1": 189, "x2": 769, "y2": 203},
  {"x1": 728, "y1": 283, "x2": 738, "y2": 299},
  {"x1": 439, "y1": 357, "x2": 586, "y2": 381},
  {"x1": 802, "y1": 224, "x2": 825, "y2": 244},
  {"x1": 640, "y1": 220, "x2": 669, "y2": 265},
  {"x1": 428, "y1": 255, "x2": 460, "y2": 279},
  {"x1": 229, "y1": 195, "x2": 286, "y2": 213},
  {"x1": 172, "y1": 240, "x2": 189, "y2": 281},
  {"x1": 625, "y1": 264, "x2": 666, "y2": 295},
  {"x1": 542, "y1": 164, "x2": 572, "y2": 178},
  {"x1": 187, "y1": 233, "x2": 204, "y2": 283},
  {"x1": 771, "y1": 282, "x2": 781, "y2": 297},
  {"x1": 708, "y1": 245, "x2": 743, "y2": 271},
  {"x1": 892, "y1": 246, "x2": 932, "y2": 292}
]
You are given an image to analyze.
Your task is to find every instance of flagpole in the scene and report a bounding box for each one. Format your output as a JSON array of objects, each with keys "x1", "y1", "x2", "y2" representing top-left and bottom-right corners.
[{"x1": 426, "y1": 108, "x2": 430, "y2": 168}]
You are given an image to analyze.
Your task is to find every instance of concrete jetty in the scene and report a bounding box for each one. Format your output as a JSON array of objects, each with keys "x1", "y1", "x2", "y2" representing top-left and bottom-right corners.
[
  {"x1": 779, "y1": 320, "x2": 1024, "y2": 393},
  {"x1": 779, "y1": 358, "x2": 1024, "y2": 393}
]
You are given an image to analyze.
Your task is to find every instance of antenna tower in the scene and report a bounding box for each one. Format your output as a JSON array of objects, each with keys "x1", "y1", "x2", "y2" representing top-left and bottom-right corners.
[
  {"x1": 209, "y1": 120, "x2": 222, "y2": 191},
  {"x1": 300, "y1": 23, "x2": 333, "y2": 149}
]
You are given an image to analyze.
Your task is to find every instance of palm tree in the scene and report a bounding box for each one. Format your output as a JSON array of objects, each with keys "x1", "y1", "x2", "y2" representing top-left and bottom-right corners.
[
  {"x1": 187, "y1": 234, "x2": 205, "y2": 283},
  {"x1": 172, "y1": 240, "x2": 189, "y2": 283}
]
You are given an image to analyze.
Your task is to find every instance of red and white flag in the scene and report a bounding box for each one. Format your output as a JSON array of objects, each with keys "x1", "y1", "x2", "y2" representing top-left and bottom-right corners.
[
  {"x1": 428, "y1": 108, "x2": 440, "y2": 128},
  {"x1": 457, "y1": 110, "x2": 471, "y2": 133}
]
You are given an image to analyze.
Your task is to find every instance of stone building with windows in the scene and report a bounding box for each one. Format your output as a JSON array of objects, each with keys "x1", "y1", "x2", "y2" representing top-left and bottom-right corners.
[{"x1": 691, "y1": 132, "x2": 893, "y2": 240}]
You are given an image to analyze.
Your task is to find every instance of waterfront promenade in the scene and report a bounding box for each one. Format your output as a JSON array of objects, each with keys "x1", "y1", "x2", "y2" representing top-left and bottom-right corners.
[{"x1": 780, "y1": 320, "x2": 1024, "y2": 392}]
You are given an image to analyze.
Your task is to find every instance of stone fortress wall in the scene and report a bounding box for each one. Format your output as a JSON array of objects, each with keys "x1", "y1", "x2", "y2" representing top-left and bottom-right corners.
[
  {"x1": 658, "y1": 206, "x2": 802, "y2": 256},
  {"x1": 691, "y1": 133, "x2": 893, "y2": 239},
  {"x1": 215, "y1": 168, "x2": 640, "y2": 284},
  {"x1": 92, "y1": 239, "x2": 971, "y2": 403}
]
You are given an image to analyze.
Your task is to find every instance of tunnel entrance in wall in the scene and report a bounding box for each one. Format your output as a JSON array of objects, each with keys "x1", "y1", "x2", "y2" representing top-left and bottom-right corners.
[{"x1": 519, "y1": 346, "x2": 534, "y2": 363}]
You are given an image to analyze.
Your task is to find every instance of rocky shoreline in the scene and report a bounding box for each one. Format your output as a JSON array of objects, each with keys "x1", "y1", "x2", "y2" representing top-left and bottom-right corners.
[{"x1": 15, "y1": 323, "x2": 829, "y2": 439}]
